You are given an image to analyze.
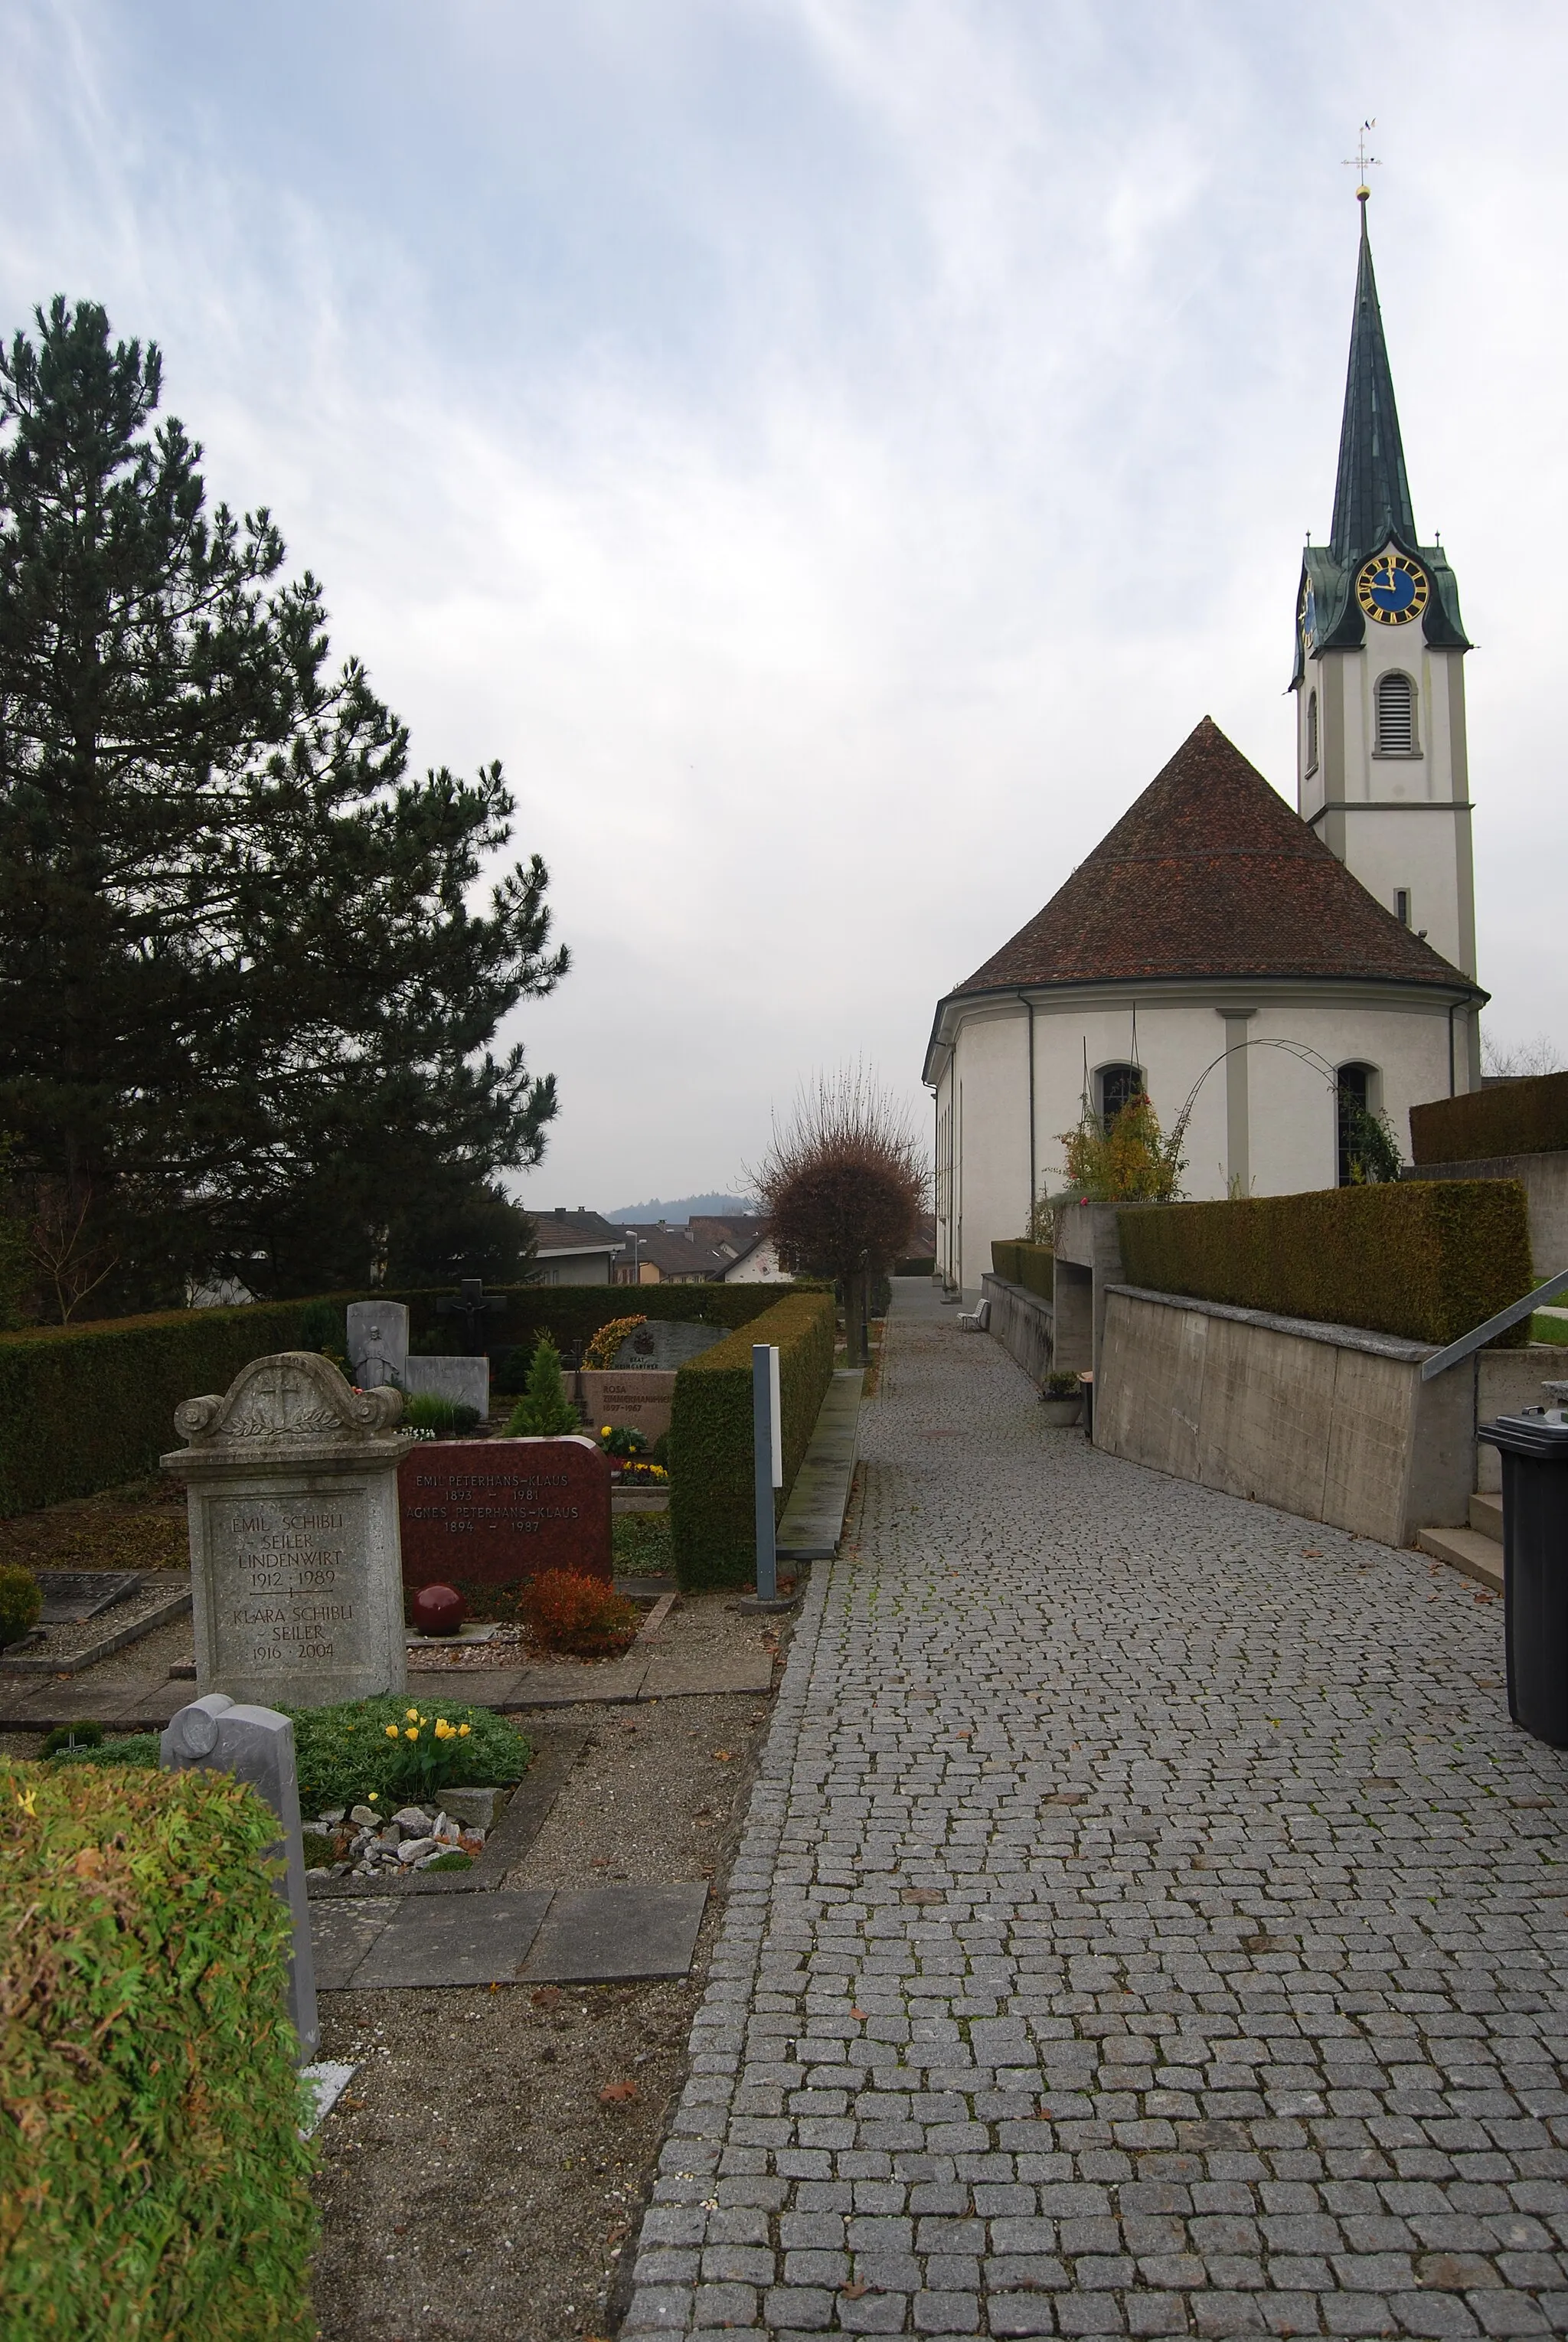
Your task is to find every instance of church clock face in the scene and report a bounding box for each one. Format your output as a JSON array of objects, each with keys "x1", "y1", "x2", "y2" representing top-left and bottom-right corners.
[
  {"x1": 1298, "y1": 579, "x2": 1318, "y2": 654},
  {"x1": 1357, "y1": 550, "x2": 1429, "y2": 626}
]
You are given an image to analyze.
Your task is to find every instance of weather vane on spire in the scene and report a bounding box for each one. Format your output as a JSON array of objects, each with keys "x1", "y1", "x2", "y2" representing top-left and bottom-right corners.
[{"x1": 1344, "y1": 119, "x2": 1380, "y2": 201}]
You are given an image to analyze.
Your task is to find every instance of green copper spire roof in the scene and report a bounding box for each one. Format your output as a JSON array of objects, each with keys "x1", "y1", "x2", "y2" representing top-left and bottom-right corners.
[{"x1": 1330, "y1": 195, "x2": 1416, "y2": 564}]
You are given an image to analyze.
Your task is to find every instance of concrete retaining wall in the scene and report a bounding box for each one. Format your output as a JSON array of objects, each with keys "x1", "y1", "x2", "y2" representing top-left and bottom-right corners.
[
  {"x1": 1096, "y1": 1285, "x2": 1474, "y2": 1548},
  {"x1": 978, "y1": 1276, "x2": 1054, "y2": 1387}
]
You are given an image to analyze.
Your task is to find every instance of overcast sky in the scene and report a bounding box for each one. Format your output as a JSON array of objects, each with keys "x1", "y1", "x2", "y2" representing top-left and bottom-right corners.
[{"x1": 4, "y1": 2, "x2": 1564, "y2": 1210}]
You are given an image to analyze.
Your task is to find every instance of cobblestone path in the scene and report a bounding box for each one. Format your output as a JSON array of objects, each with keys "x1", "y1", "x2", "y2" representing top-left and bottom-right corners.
[{"x1": 625, "y1": 1294, "x2": 1568, "y2": 2340}]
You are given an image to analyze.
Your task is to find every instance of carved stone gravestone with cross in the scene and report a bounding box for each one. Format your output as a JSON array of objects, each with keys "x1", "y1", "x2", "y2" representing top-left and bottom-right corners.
[{"x1": 162, "y1": 1351, "x2": 408, "y2": 1709}]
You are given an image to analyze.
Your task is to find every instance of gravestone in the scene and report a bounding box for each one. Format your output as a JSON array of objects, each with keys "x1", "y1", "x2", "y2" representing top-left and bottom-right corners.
[
  {"x1": 577, "y1": 1370, "x2": 677, "y2": 1445},
  {"x1": 611, "y1": 1319, "x2": 725, "y2": 1370},
  {"x1": 345, "y1": 1297, "x2": 488, "y2": 1415},
  {"x1": 346, "y1": 1299, "x2": 408, "y2": 1390},
  {"x1": 161, "y1": 1691, "x2": 319, "y2": 2060},
  {"x1": 163, "y1": 1351, "x2": 407, "y2": 1708},
  {"x1": 400, "y1": 1435, "x2": 612, "y2": 1592}
]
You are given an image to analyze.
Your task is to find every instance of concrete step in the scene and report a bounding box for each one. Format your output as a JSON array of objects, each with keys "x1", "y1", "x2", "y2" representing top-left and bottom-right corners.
[
  {"x1": 1416, "y1": 1525, "x2": 1504, "y2": 1593},
  {"x1": 1468, "y1": 1491, "x2": 1504, "y2": 1543}
]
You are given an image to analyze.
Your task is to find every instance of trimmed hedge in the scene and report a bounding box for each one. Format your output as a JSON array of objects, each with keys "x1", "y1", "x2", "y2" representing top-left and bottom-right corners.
[
  {"x1": 0, "y1": 1298, "x2": 330, "y2": 1519},
  {"x1": 668, "y1": 1291, "x2": 836, "y2": 1589},
  {"x1": 1117, "y1": 1180, "x2": 1535, "y2": 1347},
  {"x1": 1410, "y1": 1072, "x2": 1568, "y2": 1166},
  {"x1": 0, "y1": 1760, "x2": 317, "y2": 2334},
  {"x1": 0, "y1": 1280, "x2": 803, "y2": 1519},
  {"x1": 990, "y1": 1241, "x2": 1054, "y2": 1299}
]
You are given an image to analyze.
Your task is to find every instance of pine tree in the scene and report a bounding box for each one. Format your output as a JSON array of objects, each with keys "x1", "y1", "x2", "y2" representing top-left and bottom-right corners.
[
  {"x1": 0, "y1": 299, "x2": 567, "y2": 1304},
  {"x1": 505, "y1": 1337, "x2": 582, "y2": 1438}
]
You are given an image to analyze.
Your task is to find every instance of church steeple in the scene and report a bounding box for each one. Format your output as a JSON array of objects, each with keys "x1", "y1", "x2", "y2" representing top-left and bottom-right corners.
[
  {"x1": 1290, "y1": 186, "x2": 1479, "y2": 1067},
  {"x1": 1330, "y1": 196, "x2": 1416, "y2": 564}
]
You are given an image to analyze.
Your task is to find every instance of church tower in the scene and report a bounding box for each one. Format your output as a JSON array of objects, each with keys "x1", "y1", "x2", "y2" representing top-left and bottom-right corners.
[{"x1": 1292, "y1": 188, "x2": 1480, "y2": 1084}]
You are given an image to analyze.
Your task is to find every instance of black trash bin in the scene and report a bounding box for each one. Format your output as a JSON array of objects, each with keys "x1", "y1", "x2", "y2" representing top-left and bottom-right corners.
[{"x1": 1477, "y1": 1406, "x2": 1568, "y2": 1746}]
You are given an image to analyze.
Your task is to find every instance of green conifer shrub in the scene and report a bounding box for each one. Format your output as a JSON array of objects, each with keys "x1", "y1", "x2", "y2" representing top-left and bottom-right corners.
[{"x1": 504, "y1": 1336, "x2": 581, "y2": 1436}]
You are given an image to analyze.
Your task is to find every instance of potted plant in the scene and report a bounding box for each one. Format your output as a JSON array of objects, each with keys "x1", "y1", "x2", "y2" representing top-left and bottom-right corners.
[{"x1": 1039, "y1": 1371, "x2": 1083, "y2": 1427}]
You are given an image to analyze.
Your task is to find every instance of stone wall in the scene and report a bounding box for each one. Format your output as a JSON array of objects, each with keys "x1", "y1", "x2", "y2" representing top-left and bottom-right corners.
[
  {"x1": 1095, "y1": 1285, "x2": 1474, "y2": 1548},
  {"x1": 978, "y1": 1276, "x2": 1054, "y2": 1387}
]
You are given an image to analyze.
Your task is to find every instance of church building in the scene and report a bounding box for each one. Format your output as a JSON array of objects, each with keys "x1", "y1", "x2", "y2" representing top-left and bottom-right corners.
[{"x1": 925, "y1": 192, "x2": 1486, "y2": 1292}]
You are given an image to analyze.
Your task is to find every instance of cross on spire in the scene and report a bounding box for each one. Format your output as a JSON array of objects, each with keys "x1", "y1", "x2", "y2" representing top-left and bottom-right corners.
[{"x1": 1343, "y1": 118, "x2": 1380, "y2": 201}]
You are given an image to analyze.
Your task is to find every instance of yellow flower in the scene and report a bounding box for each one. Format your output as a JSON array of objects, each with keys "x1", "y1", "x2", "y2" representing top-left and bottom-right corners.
[
  {"x1": 602, "y1": 1425, "x2": 612, "y2": 1436},
  {"x1": 368, "y1": 1791, "x2": 379, "y2": 1801},
  {"x1": 459, "y1": 1723, "x2": 471, "y2": 1737},
  {"x1": 405, "y1": 1726, "x2": 419, "y2": 1740},
  {"x1": 405, "y1": 1707, "x2": 419, "y2": 1722},
  {"x1": 385, "y1": 1725, "x2": 400, "y2": 1739},
  {"x1": 15, "y1": 1787, "x2": 37, "y2": 1815}
]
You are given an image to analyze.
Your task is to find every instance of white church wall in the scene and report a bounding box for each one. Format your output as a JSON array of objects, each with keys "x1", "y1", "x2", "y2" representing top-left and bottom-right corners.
[{"x1": 935, "y1": 984, "x2": 1462, "y2": 1277}]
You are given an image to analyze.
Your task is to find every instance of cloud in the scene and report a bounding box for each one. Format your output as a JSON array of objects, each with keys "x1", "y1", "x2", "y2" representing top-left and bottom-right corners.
[{"x1": 3, "y1": 0, "x2": 1566, "y2": 1203}]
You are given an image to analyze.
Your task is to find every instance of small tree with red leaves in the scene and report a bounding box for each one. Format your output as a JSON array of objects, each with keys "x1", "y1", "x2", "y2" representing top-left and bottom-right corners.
[{"x1": 752, "y1": 1065, "x2": 927, "y2": 1366}]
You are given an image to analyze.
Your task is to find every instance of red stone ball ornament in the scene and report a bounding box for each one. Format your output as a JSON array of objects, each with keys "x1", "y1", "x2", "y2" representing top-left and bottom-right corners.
[{"x1": 411, "y1": 1583, "x2": 466, "y2": 1638}]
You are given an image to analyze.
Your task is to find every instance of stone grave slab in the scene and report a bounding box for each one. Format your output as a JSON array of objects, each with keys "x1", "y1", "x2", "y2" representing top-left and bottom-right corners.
[
  {"x1": 34, "y1": 1569, "x2": 143, "y2": 1623},
  {"x1": 577, "y1": 1370, "x2": 675, "y2": 1444},
  {"x1": 338, "y1": 1890, "x2": 554, "y2": 1988},
  {"x1": 523, "y1": 1883, "x2": 707, "y2": 1982},
  {"x1": 612, "y1": 1320, "x2": 726, "y2": 1371},
  {"x1": 399, "y1": 1436, "x2": 612, "y2": 1594},
  {"x1": 163, "y1": 1352, "x2": 407, "y2": 1708}
]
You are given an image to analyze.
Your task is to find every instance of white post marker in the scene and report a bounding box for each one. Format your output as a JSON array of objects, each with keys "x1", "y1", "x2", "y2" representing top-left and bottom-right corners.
[{"x1": 741, "y1": 1343, "x2": 795, "y2": 1614}]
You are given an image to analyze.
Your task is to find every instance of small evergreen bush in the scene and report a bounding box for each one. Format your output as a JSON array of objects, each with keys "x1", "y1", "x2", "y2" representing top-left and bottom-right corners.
[
  {"x1": 504, "y1": 1337, "x2": 581, "y2": 1437},
  {"x1": 41, "y1": 1721, "x2": 104, "y2": 1757},
  {"x1": 520, "y1": 1569, "x2": 639, "y2": 1655},
  {"x1": 0, "y1": 1561, "x2": 41, "y2": 1648},
  {"x1": 295, "y1": 1298, "x2": 342, "y2": 1353},
  {"x1": 0, "y1": 1761, "x2": 318, "y2": 2333}
]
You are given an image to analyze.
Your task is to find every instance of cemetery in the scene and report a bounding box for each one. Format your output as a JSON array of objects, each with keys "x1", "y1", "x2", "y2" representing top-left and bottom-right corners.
[{"x1": 0, "y1": 1272, "x2": 862, "y2": 2333}]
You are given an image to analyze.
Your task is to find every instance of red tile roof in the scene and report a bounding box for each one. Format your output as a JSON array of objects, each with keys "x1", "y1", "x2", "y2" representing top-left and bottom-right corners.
[{"x1": 954, "y1": 717, "x2": 1478, "y2": 998}]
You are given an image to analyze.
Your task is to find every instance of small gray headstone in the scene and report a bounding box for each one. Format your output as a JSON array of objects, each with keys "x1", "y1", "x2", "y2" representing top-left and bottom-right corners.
[
  {"x1": 161, "y1": 1693, "x2": 319, "y2": 2060},
  {"x1": 346, "y1": 1301, "x2": 410, "y2": 1391},
  {"x1": 162, "y1": 1351, "x2": 407, "y2": 1710},
  {"x1": 403, "y1": 1355, "x2": 490, "y2": 1416},
  {"x1": 611, "y1": 1321, "x2": 726, "y2": 1372}
]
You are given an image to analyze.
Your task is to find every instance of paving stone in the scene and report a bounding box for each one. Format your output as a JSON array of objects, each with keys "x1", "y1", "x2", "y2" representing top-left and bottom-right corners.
[
  {"x1": 619, "y1": 1291, "x2": 1566, "y2": 2339},
  {"x1": 524, "y1": 1883, "x2": 707, "y2": 1982},
  {"x1": 325, "y1": 1888, "x2": 553, "y2": 1988}
]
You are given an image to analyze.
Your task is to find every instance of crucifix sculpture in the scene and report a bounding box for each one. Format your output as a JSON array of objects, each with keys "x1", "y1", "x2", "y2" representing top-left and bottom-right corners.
[{"x1": 436, "y1": 1276, "x2": 506, "y2": 1354}]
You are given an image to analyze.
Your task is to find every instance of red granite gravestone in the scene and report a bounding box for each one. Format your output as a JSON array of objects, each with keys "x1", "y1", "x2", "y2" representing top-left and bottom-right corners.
[{"x1": 398, "y1": 1436, "x2": 613, "y2": 1593}]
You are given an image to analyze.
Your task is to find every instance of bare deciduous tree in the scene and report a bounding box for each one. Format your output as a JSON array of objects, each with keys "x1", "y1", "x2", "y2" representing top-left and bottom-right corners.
[{"x1": 750, "y1": 1065, "x2": 928, "y2": 1365}]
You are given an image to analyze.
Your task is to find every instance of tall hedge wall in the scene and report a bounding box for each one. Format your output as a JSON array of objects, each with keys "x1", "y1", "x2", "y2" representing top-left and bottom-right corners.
[
  {"x1": 1410, "y1": 1071, "x2": 1568, "y2": 1166},
  {"x1": 990, "y1": 1241, "x2": 1054, "y2": 1298},
  {"x1": 0, "y1": 1298, "x2": 325, "y2": 1518},
  {"x1": 0, "y1": 1760, "x2": 317, "y2": 2334},
  {"x1": 668, "y1": 1291, "x2": 837, "y2": 1590},
  {"x1": 1117, "y1": 1180, "x2": 1534, "y2": 1348},
  {"x1": 0, "y1": 1281, "x2": 800, "y2": 1519}
]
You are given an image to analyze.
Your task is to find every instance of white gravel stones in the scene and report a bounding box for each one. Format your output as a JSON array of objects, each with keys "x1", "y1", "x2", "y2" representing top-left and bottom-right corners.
[{"x1": 623, "y1": 1289, "x2": 1568, "y2": 2339}]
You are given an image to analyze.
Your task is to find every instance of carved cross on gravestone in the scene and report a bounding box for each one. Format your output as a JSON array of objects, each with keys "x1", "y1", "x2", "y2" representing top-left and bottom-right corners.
[{"x1": 436, "y1": 1276, "x2": 506, "y2": 1355}]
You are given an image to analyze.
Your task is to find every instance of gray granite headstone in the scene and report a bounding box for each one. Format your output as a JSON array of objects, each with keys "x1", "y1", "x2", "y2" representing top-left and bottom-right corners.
[
  {"x1": 161, "y1": 1692, "x2": 319, "y2": 2060},
  {"x1": 346, "y1": 1300, "x2": 409, "y2": 1391},
  {"x1": 610, "y1": 1320, "x2": 726, "y2": 1371},
  {"x1": 162, "y1": 1351, "x2": 407, "y2": 1709},
  {"x1": 403, "y1": 1355, "x2": 490, "y2": 1416}
]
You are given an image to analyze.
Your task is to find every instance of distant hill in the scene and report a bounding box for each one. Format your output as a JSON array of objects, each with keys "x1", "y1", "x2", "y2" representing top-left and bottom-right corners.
[{"x1": 609, "y1": 1192, "x2": 753, "y2": 1223}]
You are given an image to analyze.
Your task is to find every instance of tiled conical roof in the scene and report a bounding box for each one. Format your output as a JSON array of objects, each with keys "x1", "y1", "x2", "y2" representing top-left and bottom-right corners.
[{"x1": 954, "y1": 718, "x2": 1475, "y2": 997}]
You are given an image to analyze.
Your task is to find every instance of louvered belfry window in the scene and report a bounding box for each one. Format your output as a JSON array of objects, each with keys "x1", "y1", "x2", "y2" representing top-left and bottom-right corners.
[{"x1": 1375, "y1": 670, "x2": 1416, "y2": 753}]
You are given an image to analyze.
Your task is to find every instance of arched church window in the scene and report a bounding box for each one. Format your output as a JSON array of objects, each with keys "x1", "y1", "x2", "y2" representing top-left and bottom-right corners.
[
  {"x1": 1374, "y1": 671, "x2": 1417, "y2": 755},
  {"x1": 1335, "y1": 1062, "x2": 1377, "y2": 1187},
  {"x1": 1305, "y1": 689, "x2": 1318, "y2": 773},
  {"x1": 1098, "y1": 1063, "x2": 1144, "y2": 1135}
]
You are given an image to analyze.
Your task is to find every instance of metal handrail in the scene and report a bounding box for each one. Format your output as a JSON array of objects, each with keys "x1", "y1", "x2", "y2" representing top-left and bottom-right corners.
[{"x1": 1419, "y1": 1267, "x2": 1568, "y2": 1381}]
